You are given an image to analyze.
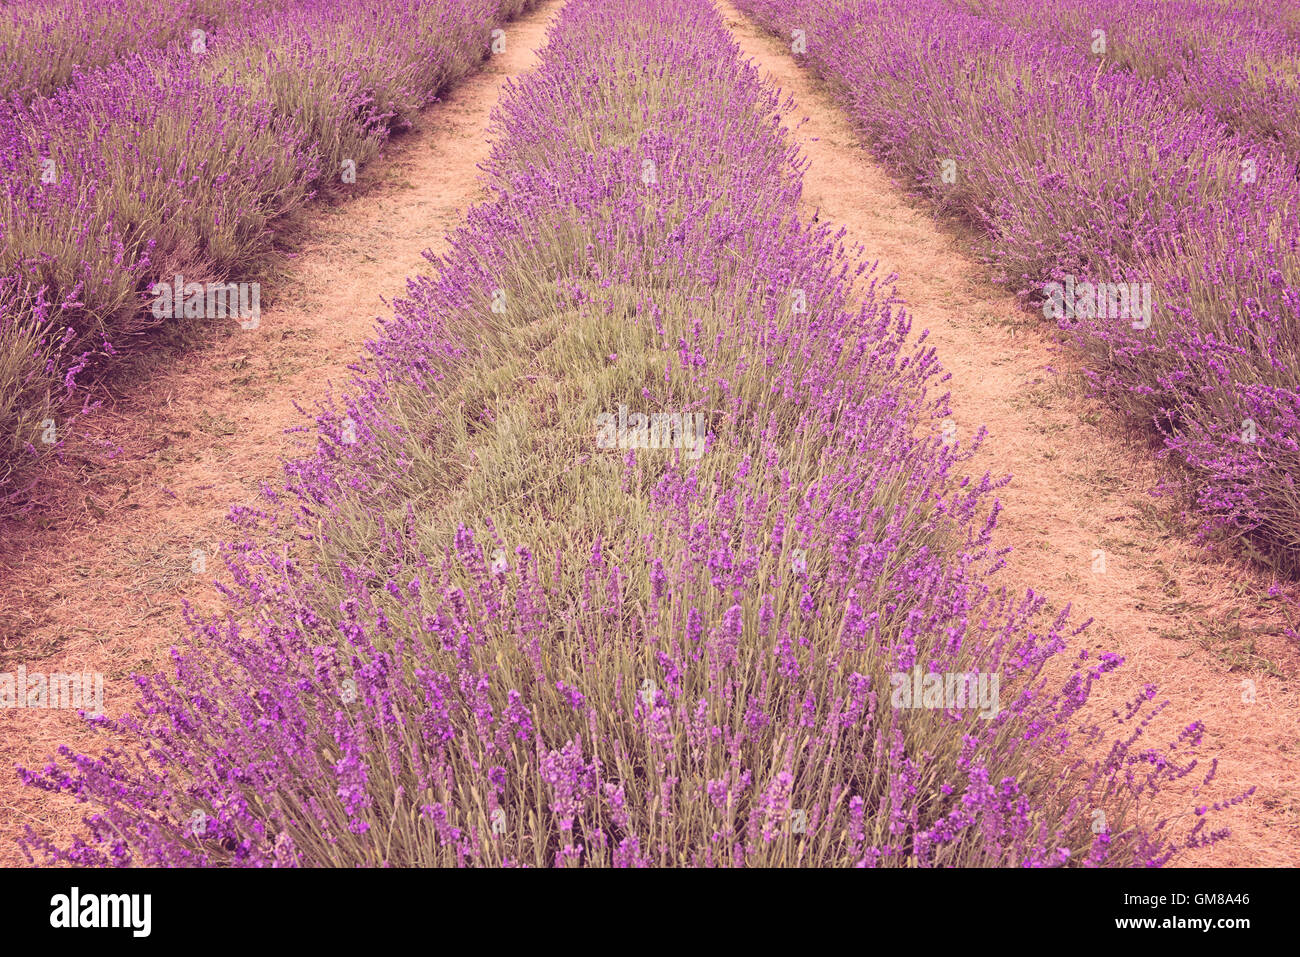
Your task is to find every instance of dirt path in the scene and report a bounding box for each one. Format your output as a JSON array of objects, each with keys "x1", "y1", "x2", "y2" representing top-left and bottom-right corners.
[
  {"x1": 718, "y1": 0, "x2": 1300, "y2": 866},
  {"x1": 0, "y1": 0, "x2": 561, "y2": 866}
]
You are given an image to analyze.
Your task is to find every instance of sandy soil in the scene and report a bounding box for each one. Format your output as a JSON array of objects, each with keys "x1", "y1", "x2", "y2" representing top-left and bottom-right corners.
[
  {"x1": 0, "y1": 0, "x2": 561, "y2": 867},
  {"x1": 717, "y1": 0, "x2": 1299, "y2": 866}
]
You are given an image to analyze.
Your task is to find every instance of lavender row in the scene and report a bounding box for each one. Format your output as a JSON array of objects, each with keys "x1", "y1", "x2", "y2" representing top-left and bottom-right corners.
[
  {"x1": 18, "y1": 0, "x2": 1236, "y2": 867},
  {"x1": 739, "y1": 0, "x2": 1300, "y2": 573},
  {"x1": 0, "y1": 0, "x2": 298, "y2": 103},
  {"x1": 955, "y1": 0, "x2": 1300, "y2": 162}
]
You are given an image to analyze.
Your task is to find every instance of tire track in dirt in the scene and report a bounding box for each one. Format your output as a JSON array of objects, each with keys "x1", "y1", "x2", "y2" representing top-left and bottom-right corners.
[
  {"x1": 0, "y1": 0, "x2": 562, "y2": 866},
  {"x1": 718, "y1": 0, "x2": 1299, "y2": 866}
]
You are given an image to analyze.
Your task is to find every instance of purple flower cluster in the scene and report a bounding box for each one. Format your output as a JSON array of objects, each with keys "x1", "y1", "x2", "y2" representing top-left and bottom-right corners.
[
  {"x1": 20, "y1": 0, "x2": 1240, "y2": 867},
  {"x1": 738, "y1": 0, "x2": 1300, "y2": 572}
]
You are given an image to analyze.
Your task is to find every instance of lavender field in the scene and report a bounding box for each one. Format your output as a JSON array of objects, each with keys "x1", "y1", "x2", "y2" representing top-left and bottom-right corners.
[
  {"x1": 0, "y1": 0, "x2": 530, "y2": 510},
  {"x1": 1, "y1": 0, "x2": 1295, "y2": 883},
  {"x1": 741, "y1": 0, "x2": 1300, "y2": 573}
]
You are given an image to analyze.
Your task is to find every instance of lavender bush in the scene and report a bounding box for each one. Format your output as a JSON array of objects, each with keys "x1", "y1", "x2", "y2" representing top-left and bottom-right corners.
[
  {"x1": 738, "y1": 0, "x2": 1300, "y2": 573},
  {"x1": 19, "y1": 0, "x2": 1238, "y2": 867}
]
